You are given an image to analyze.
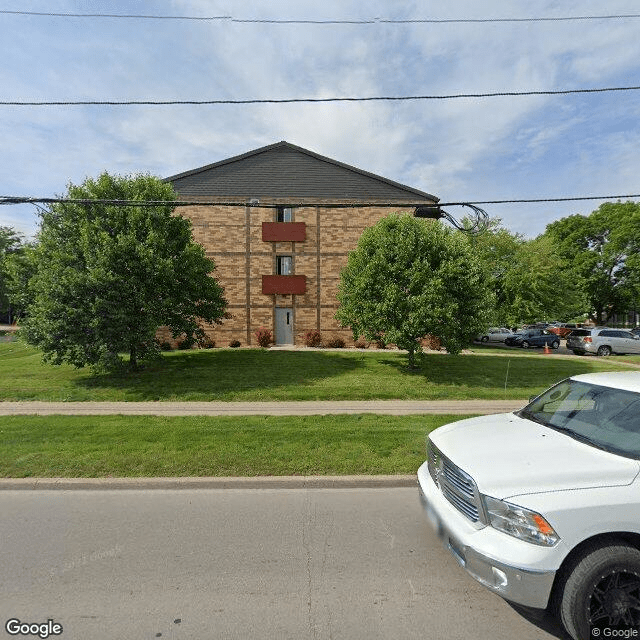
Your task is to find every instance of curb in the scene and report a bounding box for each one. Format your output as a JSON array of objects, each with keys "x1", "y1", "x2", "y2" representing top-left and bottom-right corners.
[{"x1": 0, "y1": 475, "x2": 417, "y2": 491}]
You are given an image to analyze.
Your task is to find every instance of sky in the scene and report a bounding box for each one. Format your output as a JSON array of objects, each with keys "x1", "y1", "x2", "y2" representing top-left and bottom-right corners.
[{"x1": 1, "y1": 0, "x2": 640, "y2": 240}]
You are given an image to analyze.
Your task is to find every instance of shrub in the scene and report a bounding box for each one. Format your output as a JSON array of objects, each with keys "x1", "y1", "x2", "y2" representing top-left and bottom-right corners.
[
  {"x1": 177, "y1": 335, "x2": 196, "y2": 350},
  {"x1": 255, "y1": 327, "x2": 272, "y2": 348},
  {"x1": 354, "y1": 338, "x2": 367, "y2": 349},
  {"x1": 327, "y1": 336, "x2": 346, "y2": 348},
  {"x1": 198, "y1": 338, "x2": 216, "y2": 349},
  {"x1": 229, "y1": 340, "x2": 241, "y2": 348},
  {"x1": 159, "y1": 341, "x2": 173, "y2": 351},
  {"x1": 304, "y1": 329, "x2": 322, "y2": 347}
]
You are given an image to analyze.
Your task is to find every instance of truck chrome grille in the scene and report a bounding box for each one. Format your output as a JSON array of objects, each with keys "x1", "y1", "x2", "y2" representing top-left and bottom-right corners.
[
  {"x1": 427, "y1": 445, "x2": 439, "y2": 484},
  {"x1": 427, "y1": 440, "x2": 482, "y2": 523},
  {"x1": 442, "y1": 460, "x2": 476, "y2": 501},
  {"x1": 441, "y1": 484, "x2": 480, "y2": 521}
]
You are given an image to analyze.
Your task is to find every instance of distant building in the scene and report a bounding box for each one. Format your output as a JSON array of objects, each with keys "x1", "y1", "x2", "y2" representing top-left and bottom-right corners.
[{"x1": 163, "y1": 141, "x2": 438, "y2": 346}]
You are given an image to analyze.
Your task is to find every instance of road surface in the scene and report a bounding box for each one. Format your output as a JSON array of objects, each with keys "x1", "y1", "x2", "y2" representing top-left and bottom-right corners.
[{"x1": 0, "y1": 487, "x2": 564, "y2": 640}]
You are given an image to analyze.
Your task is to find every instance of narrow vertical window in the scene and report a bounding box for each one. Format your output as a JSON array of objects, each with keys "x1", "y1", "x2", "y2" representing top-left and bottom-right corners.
[
  {"x1": 276, "y1": 256, "x2": 292, "y2": 275},
  {"x1": 277, "y1": 206, "x2": 293, "y2": 222}
]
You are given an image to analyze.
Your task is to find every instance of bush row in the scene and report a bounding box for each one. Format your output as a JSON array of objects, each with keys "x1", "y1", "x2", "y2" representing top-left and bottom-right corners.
[{"x1": 158, "y1": 331, "x2": 442, "y2": 351}]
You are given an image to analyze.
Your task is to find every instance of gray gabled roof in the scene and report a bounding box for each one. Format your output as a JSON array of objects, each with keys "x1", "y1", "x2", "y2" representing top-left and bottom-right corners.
[{"x1": 165, "y1": 141, "x2": 438, "y2": 202}]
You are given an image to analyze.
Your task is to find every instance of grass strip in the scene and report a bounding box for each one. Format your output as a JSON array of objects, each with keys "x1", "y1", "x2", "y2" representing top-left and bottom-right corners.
[
  {"x1": 0, "y1": 342, "x2": 633, "y2": 402},
  {"x1": 0, "y1": 414, "x2": 466, "y2": 478}
]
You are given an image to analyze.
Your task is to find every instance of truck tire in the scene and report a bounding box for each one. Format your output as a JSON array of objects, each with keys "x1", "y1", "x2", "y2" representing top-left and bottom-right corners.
[{"x1": 558, "y1": 543, "x2": 640, "y2": 640}]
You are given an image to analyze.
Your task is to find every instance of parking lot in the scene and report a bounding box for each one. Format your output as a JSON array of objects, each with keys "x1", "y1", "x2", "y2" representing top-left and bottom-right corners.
[
  {"x1": 475, "y1": 341, "x2": 574, "y2": 356},
  {"x1": 475, "y1": 325, "x2": 640, "y2": 359}
]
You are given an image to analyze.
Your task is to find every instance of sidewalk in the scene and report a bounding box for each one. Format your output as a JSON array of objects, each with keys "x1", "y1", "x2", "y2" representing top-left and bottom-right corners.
[{"x1": 0, "y1": 399, "x2": 526, "y2": 416}]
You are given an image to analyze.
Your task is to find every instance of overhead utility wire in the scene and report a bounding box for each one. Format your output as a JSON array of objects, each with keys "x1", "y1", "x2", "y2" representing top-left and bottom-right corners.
[
  {"x1": 3, "y1": 85, "x2": 640, "y2": 107},
  {"x1": 2, "y1": 194, "x2": 640, "y2": 208},
  {"x1": 2, "y1": 10, "x2": 640, "y2": 23}
]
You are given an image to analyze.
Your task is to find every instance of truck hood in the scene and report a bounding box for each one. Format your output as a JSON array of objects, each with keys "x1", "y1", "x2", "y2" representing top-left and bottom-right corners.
[{"x1": 429, "y1": 413, "x2": 640, "y2": 500}]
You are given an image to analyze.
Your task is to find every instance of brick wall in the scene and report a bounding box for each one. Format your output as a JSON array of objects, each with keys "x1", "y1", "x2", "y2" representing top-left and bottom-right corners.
[{"x1": 168, "y1": 198, "x2": 429, "y2": 347}]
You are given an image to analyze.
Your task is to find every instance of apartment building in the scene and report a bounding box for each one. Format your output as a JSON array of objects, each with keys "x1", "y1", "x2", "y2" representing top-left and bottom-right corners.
[{"x1": 164, "y1": 141, "x2": 438, "y2": 346}]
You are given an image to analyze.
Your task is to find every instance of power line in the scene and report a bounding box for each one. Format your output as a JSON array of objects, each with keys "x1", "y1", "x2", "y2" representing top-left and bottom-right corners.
[
  {"x1": 446, "y1": 195, "x2": 640, "y2": 205},
  {"x1": 2, "y1": 85, "x2": 640, "y2": 107},
  {"x1": 2, "y1": 10, "x2": 640, "y2": 24},
  {"x1": 2, "y1": 194, "x2": 639, "y2": 208}
]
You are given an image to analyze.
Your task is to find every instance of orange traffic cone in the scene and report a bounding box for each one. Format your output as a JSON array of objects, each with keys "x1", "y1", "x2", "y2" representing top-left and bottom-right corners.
[{"x1": 543, "y1": 343, "x2": 551, "y2": 355}]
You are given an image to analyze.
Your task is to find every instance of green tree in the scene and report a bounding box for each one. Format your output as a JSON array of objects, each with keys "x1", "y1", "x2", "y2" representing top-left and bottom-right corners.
[
  {"x1": 336, "y1": 214, "x2": 492, "y2": 367},
  {"x1": 0, "y1": 226, "x2": 27, "y2": 323},
  {"x1": 545, "y1": 201, "x2": 640, "y2": 324},
  {"x1": 21, "y1": 172, "x2": 227, "y2": 371},
  {"x1": 500, "y1": 235, "x2": 586, "y2": 324},
  {"x1": 468, "y1": 219, "x2": 585, "y2": 326},
  {"x1": 466, "y1": 218, "x2": 525, "y2": 325},
  {"x1": 3, "y1": 243, "x2": 37, "y2": 323}
]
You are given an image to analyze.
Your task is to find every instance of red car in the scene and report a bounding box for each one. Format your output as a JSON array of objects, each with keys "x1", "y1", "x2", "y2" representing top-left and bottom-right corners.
[{"x1": 547, "y1": 323, "x2": 581, "y2": 338}]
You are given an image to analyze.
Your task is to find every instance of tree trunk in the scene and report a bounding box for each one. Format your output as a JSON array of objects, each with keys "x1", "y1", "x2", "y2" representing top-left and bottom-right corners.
[
  {"x1": 129, "y1": 343, "x2": 138, "y2": 371},
  {"x1": 407, "y1": 346, "x2": 417, "y2": 370},
  {"x1": 594, "y1": 306, "x2": 604, "y2": 325}
]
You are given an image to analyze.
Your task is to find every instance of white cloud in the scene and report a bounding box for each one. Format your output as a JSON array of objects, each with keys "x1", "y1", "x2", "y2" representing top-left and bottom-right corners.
[{"x1": 1, "y1": 0, "x2": 640, "y2": 238}]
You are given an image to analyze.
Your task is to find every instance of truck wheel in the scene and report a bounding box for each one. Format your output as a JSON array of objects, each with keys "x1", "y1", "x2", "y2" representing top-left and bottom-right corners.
[
  {"x1": 551, "y1": 341, "x2": 560, "y2": 349},
  {"x1": 481, "y1": 336, "x2": 489, "y2": 342},
  {"x1": 558, "y1": 543, "x2": 640, "y2": 640}
]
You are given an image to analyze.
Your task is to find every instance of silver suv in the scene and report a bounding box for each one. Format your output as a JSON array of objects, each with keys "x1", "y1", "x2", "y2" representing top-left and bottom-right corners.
[{"x1": 567, "y1": 327, "x2": 640, "y2": 356}]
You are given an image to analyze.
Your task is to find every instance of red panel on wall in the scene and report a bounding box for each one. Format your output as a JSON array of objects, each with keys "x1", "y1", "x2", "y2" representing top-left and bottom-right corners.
[
  {"x1": 262, "y1": 222, "x2": 306, "y2": 242},
  {"x1": 262, "y1": 275, "x2": 307, "y2": 295}
]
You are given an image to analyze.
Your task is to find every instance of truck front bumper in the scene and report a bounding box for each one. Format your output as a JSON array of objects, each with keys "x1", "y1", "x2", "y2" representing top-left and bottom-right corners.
[{"x1": 417, "y1": 461, "x2": 557, "y2": 610}]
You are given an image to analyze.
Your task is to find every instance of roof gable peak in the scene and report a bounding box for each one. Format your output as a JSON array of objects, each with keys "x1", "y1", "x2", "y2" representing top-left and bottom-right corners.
[{"x1": 165, "y1": 141, "x2": 437, "y2": 202}]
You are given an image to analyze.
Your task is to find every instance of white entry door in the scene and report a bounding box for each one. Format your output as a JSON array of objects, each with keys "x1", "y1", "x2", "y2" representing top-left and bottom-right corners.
[{"x1": 275, "y1": 308, "x2": 294, "y2": 345}]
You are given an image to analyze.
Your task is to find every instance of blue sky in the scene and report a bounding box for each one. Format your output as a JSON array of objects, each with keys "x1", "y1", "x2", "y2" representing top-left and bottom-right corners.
[{"x1": 2, "y1": 0, "x2": 640, "y2": 239}]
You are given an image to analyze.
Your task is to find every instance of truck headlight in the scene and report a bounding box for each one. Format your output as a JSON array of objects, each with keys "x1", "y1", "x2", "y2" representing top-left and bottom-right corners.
[{"x1": 483, "y1": 495, "x2": 559, "y2": 546}]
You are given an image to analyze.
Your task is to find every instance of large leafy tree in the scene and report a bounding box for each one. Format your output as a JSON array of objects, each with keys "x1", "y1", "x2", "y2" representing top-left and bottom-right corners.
[
  {"x1": 500, "y1": 235, "x2": 586, "y2": 324},
  {"x1": 0, "y1": 226, "x2": 27, "y2": 323},
  {"x1": 465, "y1": 219, "x2": 525, "y2": 324},
  {"x1": 468, "y1": 220, "x2": 585, "y2": 326},
  {"x1": 336, "y1": 214, "x2": 492, "y2": 367},
  {"x1": 544, "y1": 201, "x2": 640, "y2": 324},
  {"x1": 21, "y1": 172, "x2": 227, "y2": 371}
]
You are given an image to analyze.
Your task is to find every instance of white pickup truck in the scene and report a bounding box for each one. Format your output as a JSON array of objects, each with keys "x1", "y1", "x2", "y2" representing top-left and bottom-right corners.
[{"x1": 417, "y1": 371, "x2": 640, "y2": 640}]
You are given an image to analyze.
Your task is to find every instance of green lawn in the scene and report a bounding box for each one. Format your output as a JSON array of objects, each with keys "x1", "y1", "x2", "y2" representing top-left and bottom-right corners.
[
  {"x1": 0, "y1": 414, "x2": 458, "y2": 478},
  {"x1": 0, "y1": 341, "x2": 634, "y2": 402}
]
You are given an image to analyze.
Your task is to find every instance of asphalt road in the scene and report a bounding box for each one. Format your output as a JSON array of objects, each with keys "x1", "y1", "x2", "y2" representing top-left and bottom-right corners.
[{"x1": 0, "y1": 487, "x2": 565, "y2": 640}]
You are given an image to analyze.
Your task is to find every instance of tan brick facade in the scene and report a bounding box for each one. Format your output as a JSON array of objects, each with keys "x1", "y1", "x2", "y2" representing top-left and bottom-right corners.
[
  {"x1": 167, "y1": 199, "x2": 428, "y2": 347},
  {"x1": 162, "y1": 142, "x2": 437, "y2": 348}
]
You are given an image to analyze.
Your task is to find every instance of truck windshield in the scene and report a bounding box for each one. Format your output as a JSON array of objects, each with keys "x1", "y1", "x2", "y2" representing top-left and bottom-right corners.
[{"x1": 519, "y1": 380, "x2": 640, "y2": 458}]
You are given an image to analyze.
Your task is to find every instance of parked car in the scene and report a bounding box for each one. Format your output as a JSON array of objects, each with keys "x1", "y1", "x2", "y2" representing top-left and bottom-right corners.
[
  {"x1": 476, "y1": 327, "x2": 513, "y2": 343},
  {"x1": 522, "y1": 323, "x2": 550, "y2": 330},
  {"x1": 548, "y1": 323, "x2": 580, "y2": 338},
  {"x1": 566, "y1": 327, "x2": 640, "y2": 356},
  {"x1": 417, "y1": 371, "x2": 640, "y2": 640},
  {"x1": 632, "y1": 327, "x2": 640, "y2": 337},
  {"x1": 504, "y1": 329, "x2": 560, "y2": 349}
]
